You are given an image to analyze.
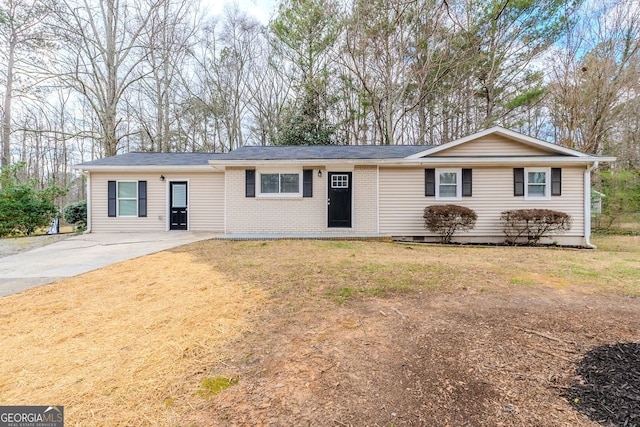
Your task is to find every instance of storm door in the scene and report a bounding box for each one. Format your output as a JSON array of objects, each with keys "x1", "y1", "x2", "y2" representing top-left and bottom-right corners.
[{"x1": 170, "y1": 181, "x2": 188, "y2": 230}]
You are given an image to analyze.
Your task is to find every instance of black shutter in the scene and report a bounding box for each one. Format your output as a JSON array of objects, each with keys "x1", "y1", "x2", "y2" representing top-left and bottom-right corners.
[
  {"x1": 138, "y1": 181, "x2": 147, "y2": 217},
  {"x1": 108, "y1": 181, "x2": 116, "y2": 217},
  {"x1": 513, "y1": 168, "x2": 524, "y2": 196},
  {"x1": 551, "y1": 168, "x2": 562, "y2": 196},
  {"x1": 462, "y1": 169, "x2": 472, "y2": 197},
  {"x1": 245, "y1": 169, "x2": 255, "y2": 197},
  {"x1": 303, "y1": 169, "x2": 313, "y2": 197},
  {"x1": 425, "y1": 169, "x2": 435, "y2": 197}
]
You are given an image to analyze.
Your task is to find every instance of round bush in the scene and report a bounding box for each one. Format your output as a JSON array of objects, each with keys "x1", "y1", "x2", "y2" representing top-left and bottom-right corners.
[
  {"x1": 424, "y1": 204, "x2": 477, "y2": 243},
  {"x1": 63, "y1": 200, "x2": 87, "y2": 231}
]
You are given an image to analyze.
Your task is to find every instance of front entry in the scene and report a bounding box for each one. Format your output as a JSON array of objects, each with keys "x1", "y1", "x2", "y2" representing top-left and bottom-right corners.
[
  {"x1": 170, "y1": 181, "x2": 188, "y2": 230},
  {"x1": 328, "y1": 172, "x2": 352, "y2": 228}
]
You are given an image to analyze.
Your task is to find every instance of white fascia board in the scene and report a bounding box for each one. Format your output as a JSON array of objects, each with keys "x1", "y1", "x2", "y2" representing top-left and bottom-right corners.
[
  {"x1": 72, "y1": 165, "x2": 216, "y2": 173},
  {"x1": 377, "y1": 156, "x2": 616, "y2": 166},
  {"x1": 209, "y1": 155, "x2": 616, "y2": 169},
  {"x1": 405, "y1": 126, "x2": 594, "y2": 159}
]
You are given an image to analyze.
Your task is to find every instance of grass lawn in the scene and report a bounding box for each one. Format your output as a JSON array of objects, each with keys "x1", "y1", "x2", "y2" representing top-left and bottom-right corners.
[{"x1": 0, "y1": 235, "x2": 638, "y2": 426}]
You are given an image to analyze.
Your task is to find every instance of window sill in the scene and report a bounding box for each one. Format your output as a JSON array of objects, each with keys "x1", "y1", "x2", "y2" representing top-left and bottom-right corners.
[
  {"x1": 524, "y1": 195, "x2": 551, "y2": 201},
  {"x1": 256, "y1": 194, "x2": 303, "y2": 199}
]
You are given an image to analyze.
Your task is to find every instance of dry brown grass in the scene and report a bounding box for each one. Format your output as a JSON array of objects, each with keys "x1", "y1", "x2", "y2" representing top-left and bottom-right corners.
[
  {"x1": 185, "y1": 235, "x2": 640, "y2": 300},
  {"x1": 0, "y1": 252, "x2": 266, "y2": 426},
  {"x1": 0, "y1": 235, "x2": 638, "y2": 426}
]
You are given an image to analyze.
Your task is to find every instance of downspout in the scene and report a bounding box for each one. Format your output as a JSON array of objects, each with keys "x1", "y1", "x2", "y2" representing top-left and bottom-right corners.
[
  {"x1": 584, "y1": 162, "x2": 598, "y2": 249},
  {"x1": 82, "y1": 171, "x2": 92, "y2": 233}
]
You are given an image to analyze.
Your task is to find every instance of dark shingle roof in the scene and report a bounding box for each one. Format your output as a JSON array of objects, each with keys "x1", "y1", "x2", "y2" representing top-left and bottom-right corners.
[
  {"x1": 75, "y1": 152, "x2": 226, "y2": 167},
  {"x1": 220, "y1": 145, "x2": 433, "y2": 160},
  {"x1": 75, "y1": 145, "x2": 435, "y2": 167}
]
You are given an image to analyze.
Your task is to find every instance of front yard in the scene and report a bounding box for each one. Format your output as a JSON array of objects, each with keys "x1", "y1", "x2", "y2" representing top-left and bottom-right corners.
[{"x1": 0, "y1": 235, "x2": 639, "y2": 426}]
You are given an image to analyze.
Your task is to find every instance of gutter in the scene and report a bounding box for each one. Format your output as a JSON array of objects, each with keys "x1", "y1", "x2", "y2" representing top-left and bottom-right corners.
[
  {"x1": 208, "y1": 156, "x2": 615, "y2": 169},
  {"x1": 584, "y1": 162, "x2": 599, "y2": 249},
  {"x1": 82, "y1": 171, "x2": 92, "y2": 234},
  {"x1": 72, "y1": 165, "x2": 215, "y2": 173}
]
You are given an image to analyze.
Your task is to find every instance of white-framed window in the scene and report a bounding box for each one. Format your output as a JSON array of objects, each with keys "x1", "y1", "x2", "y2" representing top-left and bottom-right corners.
[
  {"x1": 258, "y1": 171, "x2": 301, "y2": 196},
  {"x1": 436, "y1": 169, "x2": 461, "y2": 200},
  {"x1": 525, "y1": 168, "x2": 550, "y2": 200},
  {"x1": 117, "y1": 181, "x2": 138, "y2": 216},
  {"x1": 331, "y1": 174, "x2": 349, "y2": 189}
]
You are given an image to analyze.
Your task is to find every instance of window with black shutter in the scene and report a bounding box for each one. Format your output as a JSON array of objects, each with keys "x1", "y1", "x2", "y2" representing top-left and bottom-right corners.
[
  {"x1": 551, "y1": 168, "x2": 562, "y2": 196},
  {"x1": 303, "y1": 169, "x2": 313, "y2": 197},
  {"x1": 138, "y1": 181, "x2": 147, "y2": 217},
  {"x1": 425, "y1": 169, "x2": 435, "y2": 197},
  {"x1": 245, "y1": 170, "x2": 255, "y2": 197},
  {"x1": 462, "y1": 169, "x2": 472, "y2": 197},
  {"x1": 513, "y1": 168, "x2": 525, "y2": 196},
  {"x1": 108, "y1": 181, "x2": 117, "y2": 217}
]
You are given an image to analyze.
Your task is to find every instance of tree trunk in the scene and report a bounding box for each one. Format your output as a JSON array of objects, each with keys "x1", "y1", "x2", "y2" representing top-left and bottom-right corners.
[{"x1": 2, "y1": 36, "x2": 16, "y2": 167}]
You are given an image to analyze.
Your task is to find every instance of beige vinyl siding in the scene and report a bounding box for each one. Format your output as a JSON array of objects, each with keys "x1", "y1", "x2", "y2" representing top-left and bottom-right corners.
[
  {"x1": 89, "y1": 172, "x2": 224, "y2": 232},
  {"x1": 225, "y1": 166, "x2": 378, "y2": 234},
  {"x1": 432, "y1": 134, "x2": 555, "y2": 156},
  {"x1": 379, "y1": 166, "x2": 585, "y2": 244}
]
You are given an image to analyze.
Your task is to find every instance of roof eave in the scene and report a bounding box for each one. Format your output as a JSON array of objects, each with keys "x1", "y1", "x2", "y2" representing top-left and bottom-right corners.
[
  {"x1": 208, "y1": 158, "x2": 384, "y2": 168},
  {"x1": 72, "y1": 165, "x2": 216, "y2": 173},
  {"x1": 210, "y1": 156, "x2": 615, "y2": 168},
  {"x1": 405, "y1": 126, "x2": 595, "y2": 159},
  {"x1": 383, "y1": 156, "x2": 616, "y2": 166}
]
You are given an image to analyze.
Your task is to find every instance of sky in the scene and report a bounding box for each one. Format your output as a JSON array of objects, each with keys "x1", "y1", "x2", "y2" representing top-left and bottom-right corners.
[{"x1": 202, "y1": 0, "x2": 279, "y2": 24}]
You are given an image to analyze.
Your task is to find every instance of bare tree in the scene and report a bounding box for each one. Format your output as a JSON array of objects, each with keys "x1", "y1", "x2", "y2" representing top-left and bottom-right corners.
[
  {"x1": 0, "y1": 0, "x2": 53, "y2": 167},
  {"x1": 131, "y1": 0, "x2": 200, "y2": 152},
  {"x1": 341, "y1": 0, "x2": 456, "y2": 145},
  {"x1": 548, "y1": 0, "x2": 640, "y2": 156},
  {"x1": 53, "y1": 0, "x2": 162, "y2": 157}
]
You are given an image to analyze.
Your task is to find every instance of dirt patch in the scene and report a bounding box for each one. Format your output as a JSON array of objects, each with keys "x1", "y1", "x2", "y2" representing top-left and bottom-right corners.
[{"x1": 193, "y1": 287, "x2": 639, "y2": 426}]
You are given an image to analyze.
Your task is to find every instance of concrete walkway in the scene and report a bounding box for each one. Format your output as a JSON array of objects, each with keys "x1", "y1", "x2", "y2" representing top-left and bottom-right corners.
[{"x1": 0, "y1": 232, "x2": 218, "y2": 297}]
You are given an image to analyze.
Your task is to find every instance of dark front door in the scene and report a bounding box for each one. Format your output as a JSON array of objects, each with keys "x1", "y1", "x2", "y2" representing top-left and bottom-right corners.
[
  {"x1": 170, "y1": 181, "x2": 188, "y2": 230},
  {"x1": 328, "y1": 172, "x2": 352, "y2": 228}
]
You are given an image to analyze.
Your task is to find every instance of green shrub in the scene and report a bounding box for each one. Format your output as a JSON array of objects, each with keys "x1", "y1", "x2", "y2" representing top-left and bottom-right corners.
[
  {"x1": 63, "y1": 200, "x2": 87, "y2": 231},
  {"x1": 596, "y1": 170, "x2": 640, "y2": 230},
  {"x1": 0, "y1": 163, "x2": 66, "y2": 237},
  {"x1": 424, "y1": 204, "x2": 477, "y2": 243},
  {"x1": 501, "y1": 209, "x2": 572, "y2": 245}
]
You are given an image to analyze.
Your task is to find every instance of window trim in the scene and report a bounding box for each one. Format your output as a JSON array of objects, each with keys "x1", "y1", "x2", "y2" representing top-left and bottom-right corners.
[
  {"x1": 524, "y1": 167, "x2": 551, "y2": 200},
  {"x1": 435, "y1": 168, "x2": 462, "y2": 200},
  {"x1": 257, "y1": 170, "x2": 302, "y2": 198},
  {"x1": 117, "y1": 180, "x2": 138, "y2": 217}
]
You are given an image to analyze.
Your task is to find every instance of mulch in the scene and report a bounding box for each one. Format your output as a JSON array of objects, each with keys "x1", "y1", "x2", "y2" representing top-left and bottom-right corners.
[{"x1": 565, "y1": 342, "x2": 640, "y2": 427}]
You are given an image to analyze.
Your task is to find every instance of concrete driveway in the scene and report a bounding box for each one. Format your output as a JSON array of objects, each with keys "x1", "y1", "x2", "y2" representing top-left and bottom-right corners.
[{"x1": 0, "y1": 232, "x2": 218, "y2": 297}]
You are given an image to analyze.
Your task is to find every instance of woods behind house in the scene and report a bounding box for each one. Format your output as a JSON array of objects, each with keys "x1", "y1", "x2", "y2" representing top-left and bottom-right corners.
[{"x1": 0, "y1": 0, "x2": 638, "y2": 218}]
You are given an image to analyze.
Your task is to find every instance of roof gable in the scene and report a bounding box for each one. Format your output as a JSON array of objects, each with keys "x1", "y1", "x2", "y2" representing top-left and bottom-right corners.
[{"x1": 406, "y1": 126, "x2": 590, "y2": 159}]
